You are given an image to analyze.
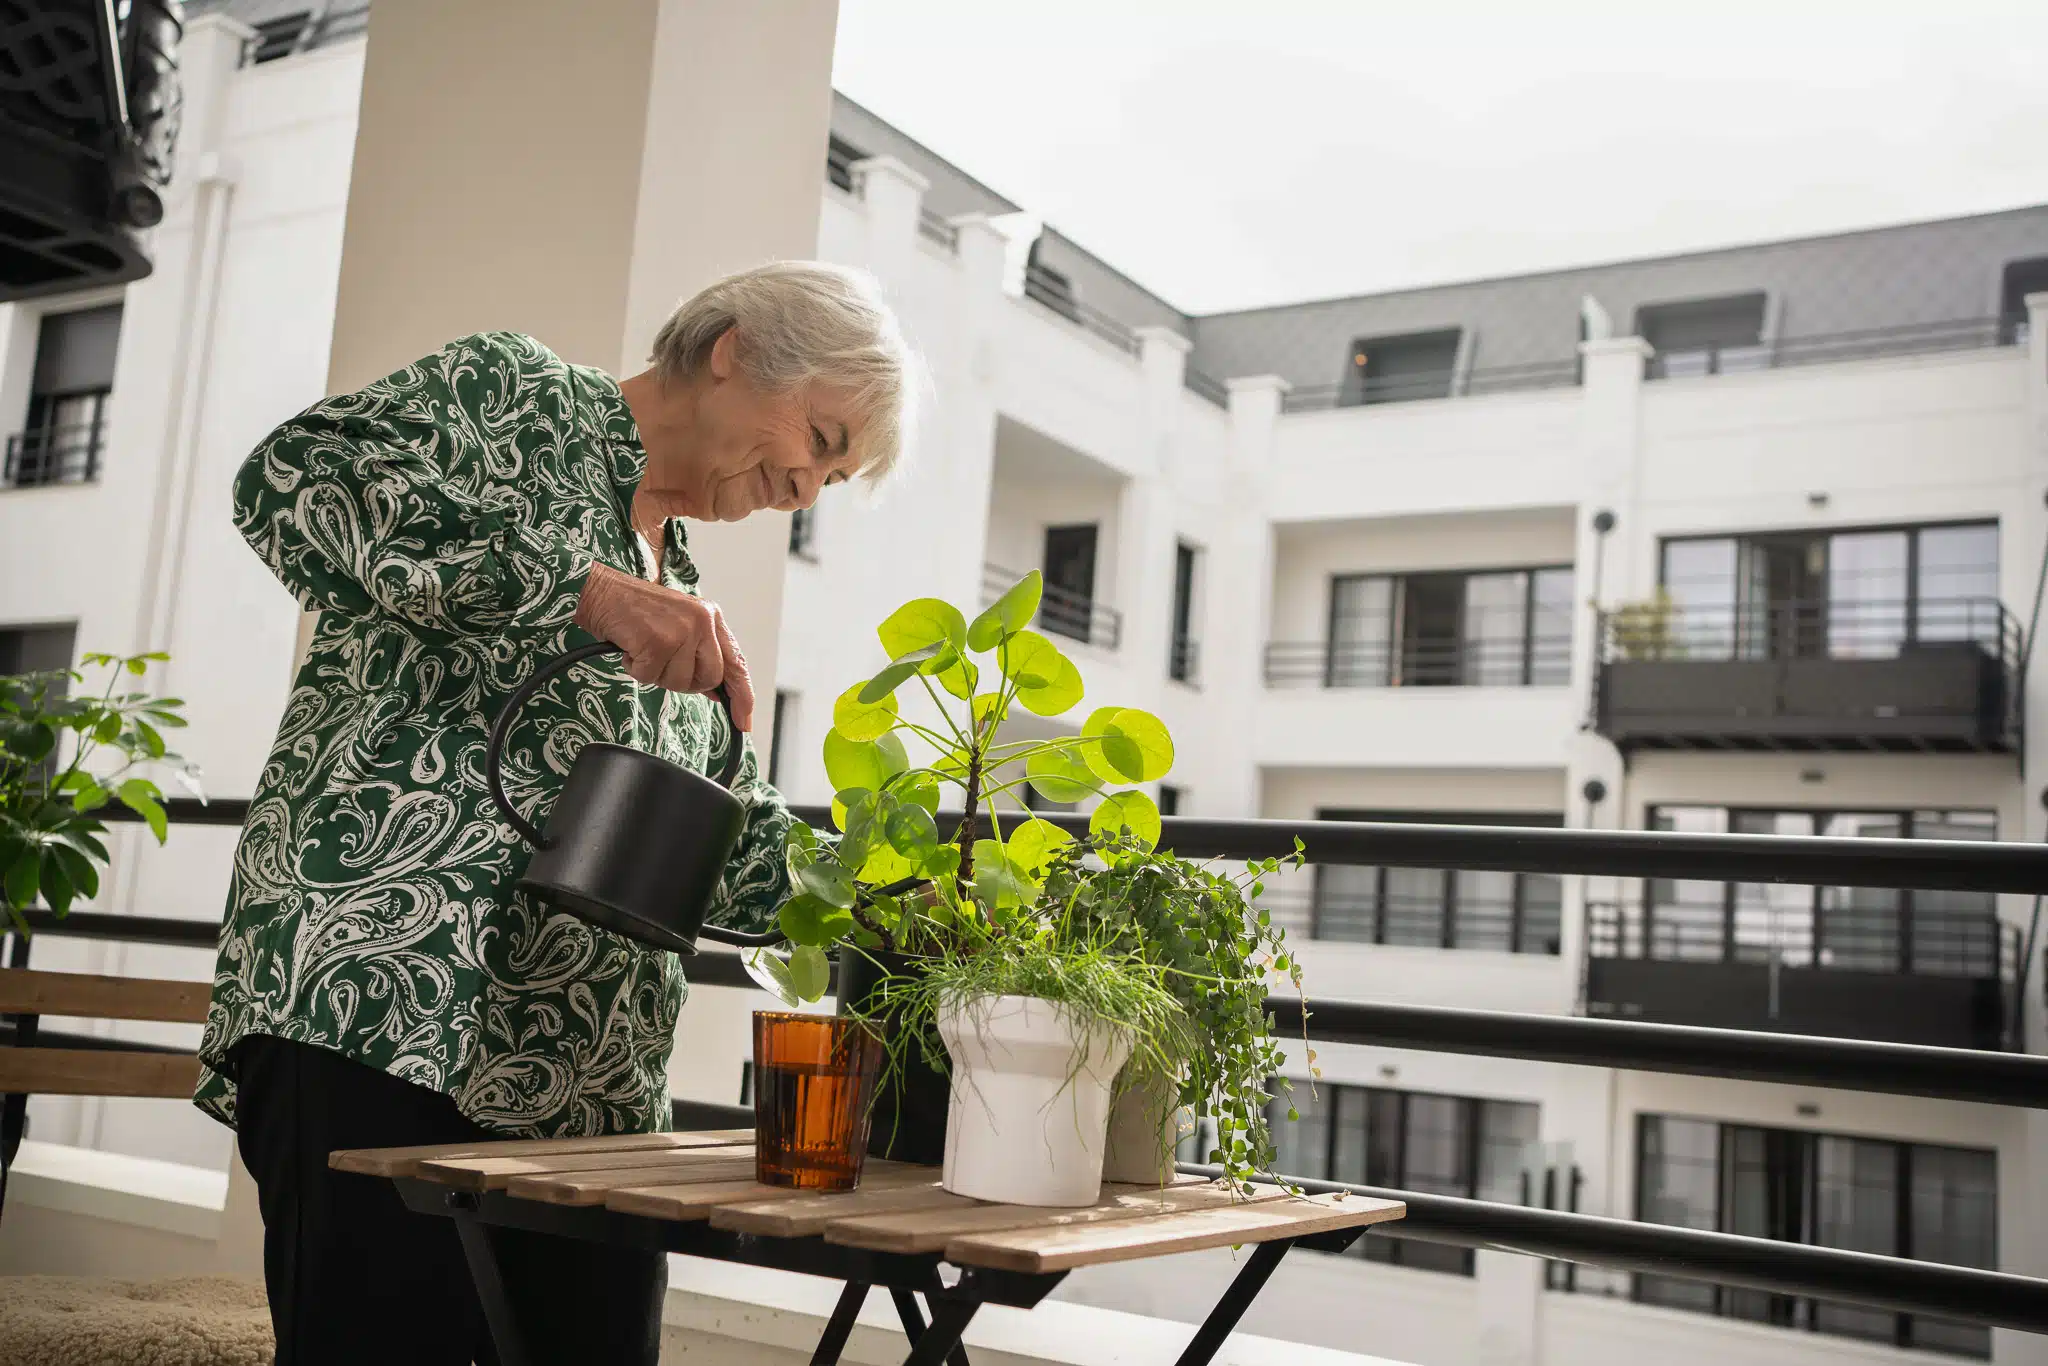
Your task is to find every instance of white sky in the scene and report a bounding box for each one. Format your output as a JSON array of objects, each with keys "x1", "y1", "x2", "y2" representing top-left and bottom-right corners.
[{"x1": 830, "y1": 0, "x2": 2048, "y2": 315}]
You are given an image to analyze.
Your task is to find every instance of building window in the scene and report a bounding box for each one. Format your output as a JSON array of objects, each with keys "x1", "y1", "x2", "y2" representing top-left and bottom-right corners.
[
  {"x1": 1659, "y1": 521, "x2": 1999, "y2": 661},
  {"x1": 2000, "y1": 257, "x2": 2048, "y2": 346},
  {"x1": 825, "y1": 135, "x2": 867, "y2": 193},
  {"x1": 7, "y1": 304, "x2": 121, "y2": 489},
  {"x1": 1637, "y1": 1114, "x2": 1995, "y2": 1357},
  {"x1": 1157, "y1": 785, "x2": 1182, "y2": 817},
  {"x1": 1310, "y1": 809, "x2": 1563, "y2": 954},
  {"x1": 1169, "y1": 542, "x2": 1200, "y2": 684},
  {"x1": 0, "y1": 625, "x2": 77, "y2": 786},
  {"x1": 1340, "y1": 329, "x2": 1461, "y2": 406},
  {"x1": 1636, "y1": 292, "x2": 1768, "y2": 378},
  {"x1": 1642, "y1": 806, "x2": 1998, "y2": 976},
  {"x1": 788, "y1": 506, "x2": 817, "y2": 559},
  {"x1": 1320, "y1": 566, "x2": 1572, "y2": 688},
  {"x1": 1269, "y1": 1082, "x2": 1538, "y2": 1275},
  {"x1": 1041, "y1": 524, "x2": 1100, "y2": 644},
  {"x1": 766, "y1": 691, "x2": 796, "y2": 787}
]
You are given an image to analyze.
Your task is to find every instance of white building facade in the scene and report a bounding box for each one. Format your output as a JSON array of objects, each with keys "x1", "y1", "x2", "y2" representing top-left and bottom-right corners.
[{"x1": 2, "y1": 10, "x2": 2046, "y2": 1366}]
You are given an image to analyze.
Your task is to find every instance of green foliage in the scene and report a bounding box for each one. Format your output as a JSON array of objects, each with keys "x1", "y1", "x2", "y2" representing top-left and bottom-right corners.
[
  {"x1": 750, "y1": 575, "x2": 1303, "y2": 1194},
  {"x1": 1611, "y1": 588, "x2": 1682, "y2": 661},
  {"x1": 0, "y1": 652, "x2": 201, "y2": 932}
]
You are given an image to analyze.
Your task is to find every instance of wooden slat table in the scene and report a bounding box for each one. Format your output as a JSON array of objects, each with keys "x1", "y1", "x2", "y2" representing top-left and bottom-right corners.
[{"x1": 334, "y1": 1130, "x2": 1404, "y2": 1366}]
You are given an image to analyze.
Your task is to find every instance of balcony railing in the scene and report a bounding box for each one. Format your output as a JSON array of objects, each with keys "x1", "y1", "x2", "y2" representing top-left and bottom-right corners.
[
  {"x1": 1021, "y1": 264, "x2": 1142, "y2": 358},
  {"x1": 1595, "y1": 597, "x2": 2020, "y2": 753},
  {"x1": 4, "y1": 421, "x2": 105, "y2": 488},
  {"x1": 15, "y1": 799, "x2": 2048, "y2": 1342},
  {"x1": 982, "y1": 562, "x2": 1122, "y2": 651},
  {"x1": 1258, "y1": 886, "x2": 1562, "y2": 955},
  {"x1": 1168, "y1": 635, "x2": 1199, "y2": 684},
  {"x1": 1182, "y1": 366, "x2": 1229, "y2": 408},
  {"x1": 1265, "y1": 628, "x2": 1572, "y2": 689},
  {"x1": 1282, "y1": 358, "x2": 1582, "y2": 412},
  {"x1": 915, "y1": 207, "x2": 959, "y2": 253},
  {"x1": 1587, "y1": 901, "x2": 2018, "y2": 1050},
  {"x1": 1645, "y1": 317, "x2": 2015, "y2": 379}
]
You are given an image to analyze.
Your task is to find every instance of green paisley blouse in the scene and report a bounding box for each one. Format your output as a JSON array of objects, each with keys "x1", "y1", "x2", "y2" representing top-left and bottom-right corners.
[{"x1": 195, "y1": 331, "x2": 791, "y2": 1138}]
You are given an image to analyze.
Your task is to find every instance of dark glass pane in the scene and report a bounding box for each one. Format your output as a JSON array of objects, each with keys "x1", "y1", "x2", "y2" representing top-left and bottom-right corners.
[
  {"x1": 1463, "y1": 571, "x2": 1528, "y2": 686},
  {"x1": 1915, "y1": 525, "x2": 1999, "y2": 646},
  {"x1": 1328, "y1": 575, "x2": 1393, "y2": 686},
  {"x1": 1331, "y1": 1087, "x2": 1372, "y2": 1186},
  {"x1": 1452, "y1": 869, "x2": 1516, "y2": 951},
  {"x1": 1647, "y1": 807, "x2": 1730, "y2": 961},
  {"x1": 1908, "y1": 1144, "x2": 1997, "y2": 1358},
  {"x1": 1518, "y1": 874, "x2": 1563, "y2": 955},
  {"x1": 1729, "y1": 812, "x2": 1815, "y2": 968},
  {"x1": 1476, "y1": 1101, "x2": 1539, "y2": 1204},
  {"x1": 1269, "y1": 1080, "x2": 1328, "y2": 1181},
  {"x1": 1381, "y1": 867, "x2": 1449, "y2": 946},
  {"x1": 1528, "y1": 567, "x2": 1575, "y2": 684},
  {"x1": 1662, "y1": 538, "x2": 1738, "y2": 658},
  {"x1": 1817, "y1": 812, "x2": 1903, "y2": 972},
  {"x1": 1826, "y1": 530, "x2": 1909, "y2": 659},
  {"x1": 1398, "y1": 574, "x2": 1464, "y2": 686},
  {"x1": 1910, "y1": 812, "x2": 1999, "y2": 976},
  {"x1": 1313, "y1": 865, "x2": 1380, "y2": 943},
  {"x1": 1811, "y1": 1136, "x2": 1901, "y2": 1342},
  {"x1": 1636, "y1": 1116, "x2": 1719, "y2": 1312}
]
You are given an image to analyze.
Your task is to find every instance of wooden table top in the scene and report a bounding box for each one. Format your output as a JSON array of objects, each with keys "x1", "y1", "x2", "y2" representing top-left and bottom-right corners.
[{"x1": 332, "y1": 1129, "x2": 1406, "y2": 1274}]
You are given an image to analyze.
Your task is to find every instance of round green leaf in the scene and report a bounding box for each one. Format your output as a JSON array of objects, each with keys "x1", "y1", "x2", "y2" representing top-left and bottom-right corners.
[
  {"x1": 1090, "y1": 789, "x2": 1162, "y2": 850},
  {"x1": 1004, "y1": 631, "x2": 1084, "y2": 717},
  {"x1": 970, "y1": 840, "x2": 1034, "y2": 911},
  {"x1": 1079, "y1": 707, "x2": 1143, "y2": 785},
  {"x1": 884, "y1": 802, "x2": 939, "y2": 861},
  {"x1": 787, "y1": 944, "x2": 832, "y2": 1003},
  {"x1": 859, "y1": 841, "x2": 918, "y2": 885},
  {"x1": 856, "y1": 644, "x2": 946, "y2": 705},
  {"x1": 890, "y1": 770, "x2": 941, "y2": 813},
  {"x1": 1006, "y1": 818, "x2": 1073, "y2": 876},
  {"x1": 743, "y1": 947, "x2": 800, "y2": 1007},
  {"x1": 832, "y1": 683, "x2": 899, "y2": 743},
  {"x1": 1024, "y1": 745, "x2": 1095, "y2": 804},
  {"x1": 823, "y1": 729, "x2": 908, "y2": 793},
  {"x1": 971, "y1": 692, "x2": 1009, "y2": 733},
  {"x1": 934, "y1": 651, "x2": 979, "y2": 701},
  {"x1": 797, "y1": 860, "x2": 857, "y2": 909},
  {"x1": 778, "y1": 893, "x2": 853, "y2": 948},
  {"x1": 878, "y1": 598, "x2": 968, "y2": 659},
  {"x1": 1104, "y1": 708, "x2": 1174, "y2": 782},
  {"x1": 968, "y1": 571, "x2": 1043, "y2": 651}
]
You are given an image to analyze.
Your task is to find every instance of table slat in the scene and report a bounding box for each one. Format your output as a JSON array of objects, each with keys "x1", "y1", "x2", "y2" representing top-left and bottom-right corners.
[
  {"x1": 825, "y1": 1181, "x2": 1277, "y2": 1254},
  {"x1": 507, "y1": 1155, "x2": 762, "y2": 1205},
  {"x1": 709, "y1": 1170, "x2": 957, "y2": 1236},
  {"x1": 604, "y1": 1158, "x2": 927, "y2": 1222},
  {"x1": 415, "y1": 1143, "x2": 753, "y2": 1192},
  {"x1": 329, "y1": 1128, "x2": 752, "y2": 1179},
  {"x1": 944, "y1": 1193, "x2": 1407, "y2": 1272}
]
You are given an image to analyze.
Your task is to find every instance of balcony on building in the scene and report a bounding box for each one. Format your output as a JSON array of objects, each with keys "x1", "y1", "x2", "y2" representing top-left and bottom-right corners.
[
  {"x1": 1266, "y1": 565, "x2": 1574, "y2": 690},
  {"x1": 982, "y1": 416, "x2": 1126, "y2": 653},
  {"x1": 1594, "y1": 522, "x2": 2018, "y2": 754},
  {"x1": 4, "y1": 303, "x2": 122, "y2": 489},
  {"x1": 1585, "y1": 806, "x2": 2016, "y2": 1051}
]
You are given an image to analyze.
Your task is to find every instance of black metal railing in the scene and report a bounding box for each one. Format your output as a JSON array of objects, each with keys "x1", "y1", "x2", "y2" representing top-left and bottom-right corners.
[
  {"x1": 1645, "y1": 317, "x2": 2014, "y2": 380},
  {"x1": 13, "y1": 799, "x2": 2048, "y2": 1337},
  {"x1": 1182, "y1": 367, "x2": 1229, "y2": 408},
  {"x1": 1021, "y1": 265, "x2": 1142, "y2": 357},
  {"x1": 1590, "y1": 901, "x2": 2015, "y2": 981},
  {"x1": 916, "y1": 207, "x2": 959, "y2": 253},
  {"x1": 1168, "y1": 636, "x2": 1199, "y2": 685},
  {"x1": 1599, "y1": 596, "x2": 2017, "y2": 665},
  {"x1": 1264, "y1": 629, "x2": 1573, "y2": 689},
  {"x1": 982, "y1": 563, "x2": 1122, "y2": 651},
  {"x1": 1256, "y1": 887, "x2": 1562, "y2": 956},
  {"x1": 4, "y1": 421, "x2": 105, "y2": 488},
  {"x1": 1283, "y1": 358, "x2": 1581, "y2": 412}
]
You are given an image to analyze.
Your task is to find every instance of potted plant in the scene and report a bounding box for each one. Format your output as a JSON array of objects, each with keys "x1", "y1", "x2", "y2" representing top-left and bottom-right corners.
[
  {"x1": 1, "y1": 652, "x2": 198, "y2": 931},
  {"x1": 748, "y1": 574, "x2": 1303, "y2": 1201}
]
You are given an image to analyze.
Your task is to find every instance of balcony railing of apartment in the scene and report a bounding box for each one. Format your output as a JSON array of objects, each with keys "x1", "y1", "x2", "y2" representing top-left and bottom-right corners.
[
  {"x1": 1182, "y1": 366, "x2": 1230, "y2": 408},
  {"x1": 1595, "y1": 596, "x2": 2021, "y2": 753},
  {"x1": 915, "y1": 206, "x2": 959, "y2": 254},
  {"x1": 1257, "y1": 885, "x2": 1562, "y2": 955},
  {"x1": 1265, "y1": 626, "x2": 1573, "y2": 689},
  {"x1": 1587, "y1": 901, "x2": 2017, "y2": 1051},
  {"x1": 1168, "y1": 635, "x2": 1200, "y2": 685},
  {"x1": 1644, "y1": 316, "x2": 2017, "y2": 380},
  {"x1": 4, "y1": 418, "x2": 107, "y2": 489},
  {"x1": 13, "y1": 801, "x2": 2048, "y2": 1342},
  {"x1": 981, "y1": 562, "x2": 1122, "y2": 651},
  {"x1": 1020, "y1": 263, "x2": 1143, "y2": 358},
  {"x1": 1282, "y1": 358, "x2": 1582, "y2": 412}
]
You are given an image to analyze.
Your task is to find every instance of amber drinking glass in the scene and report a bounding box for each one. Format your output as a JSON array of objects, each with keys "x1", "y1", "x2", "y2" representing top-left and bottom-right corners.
[{"x1": 752, "y1": 1011, "x2": 884, "y2": 1191}]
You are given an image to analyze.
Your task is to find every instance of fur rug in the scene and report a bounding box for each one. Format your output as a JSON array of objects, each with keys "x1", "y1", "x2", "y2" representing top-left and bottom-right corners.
[{"x1": 0, "y1": 1276, "x2": 272, "y2": 1366}]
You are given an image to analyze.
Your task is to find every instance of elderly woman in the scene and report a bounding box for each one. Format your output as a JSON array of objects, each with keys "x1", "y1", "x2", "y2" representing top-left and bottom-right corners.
[{"x1": 196, "y1": 261, "x2": 913, "y2": 1366}]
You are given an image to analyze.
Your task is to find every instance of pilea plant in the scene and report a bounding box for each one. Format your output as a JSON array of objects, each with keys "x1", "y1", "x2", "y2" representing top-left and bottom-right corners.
[
  {"x1": 748, "y1": 572, "x2": 1307, "y2": 1192},
  {"x1": 0, "y1": 651, "x2": 200, "y2": 932}
]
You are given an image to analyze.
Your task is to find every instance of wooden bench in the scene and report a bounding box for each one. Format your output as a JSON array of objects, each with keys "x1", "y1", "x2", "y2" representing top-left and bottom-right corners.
[{"x1": 0, "y1": 967, "x2": 209, "y2": 1214}]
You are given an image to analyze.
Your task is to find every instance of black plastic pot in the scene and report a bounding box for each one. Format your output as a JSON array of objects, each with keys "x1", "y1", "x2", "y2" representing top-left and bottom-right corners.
[{"x1": 836, "y1": 947, "x2": 949, "y2": 1165}]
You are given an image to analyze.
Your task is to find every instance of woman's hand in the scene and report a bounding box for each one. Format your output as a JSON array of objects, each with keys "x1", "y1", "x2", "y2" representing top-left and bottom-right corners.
[{"x1": 574, "y1": 563, "x2": 756, "y2": 731}]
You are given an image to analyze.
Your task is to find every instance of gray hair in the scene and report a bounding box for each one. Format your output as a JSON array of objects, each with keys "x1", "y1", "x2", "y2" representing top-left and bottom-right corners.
[{"x1": 649, "y1": 261, "x2": 917, "y2": 482}]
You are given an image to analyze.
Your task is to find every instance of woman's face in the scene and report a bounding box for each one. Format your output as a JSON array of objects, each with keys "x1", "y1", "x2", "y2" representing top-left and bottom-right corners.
[{"x1": 657, "y1": 329, "x2": 864, "y2": 523}]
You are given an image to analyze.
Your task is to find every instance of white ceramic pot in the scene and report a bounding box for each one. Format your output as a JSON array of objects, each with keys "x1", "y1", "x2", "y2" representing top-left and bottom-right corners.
[
  {"x1": 937, "y1": 994, "x2": 1133, "y2": 1208},
  {"x1": 1100, "y1": 1071, "x2": 1193, "y2": 1187}
]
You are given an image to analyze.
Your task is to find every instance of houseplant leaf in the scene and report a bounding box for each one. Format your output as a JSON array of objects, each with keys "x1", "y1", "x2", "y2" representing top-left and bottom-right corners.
[
  {"x1": 878, "y1": 598, "x2": 968, "y2": 658},
  {"x1": 787, "y1": 944, "x2": 832, "y2": 1003},
  {"x1": 1090, "y1": 789, "x2": 1162, "y2": 850},
  {"x1": 857, "y1": 644, "x2": 946, "y2": 704},
  {"x1": 1006, "y1": 818, "x2": 1072, "y2": 876},
  {"x1": 1004, "y1": 631, "x2": 1084, "y2": 717},
  {"x1": 967, "y1": 570, "x2": 1042, "y2": 651},
  {"x1": 1024, "y1": 746, "x2": 1095, "y2": 804},
  {"x1": 778, "y1": 893, "x2": 854, "y2": 948},
  {"x1": 832, "y1": 683, "x2": 898, "y2": 743},
  {"x1": 823, "y1": 730, "x2": 908, "y2": 793}
]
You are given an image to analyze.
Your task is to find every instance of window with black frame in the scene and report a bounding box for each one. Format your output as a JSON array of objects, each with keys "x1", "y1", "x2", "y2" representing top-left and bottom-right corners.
[
  {"x1": 1323, "y1": 565, "x2": 1572, "y2": 688},
  {"x1": 8, "y1": 304, "x2": 121, "y2": 489},
  {"x1": 1266, "y1": 1082, "x2": 1538, "y2": 1275},
  {"x1": 1658, "y1": 522, "x2": 1999, "y2": 663},
  {"x1": 1310, "y1": 809, "x2": 1564, "y2": 953},
  {"x1": 1637, "y1": 1114, "x2": 1996, "y2": 1358},
  {"x1": 1644, "y1": 806, "x2": 1999, "y2": 975}
]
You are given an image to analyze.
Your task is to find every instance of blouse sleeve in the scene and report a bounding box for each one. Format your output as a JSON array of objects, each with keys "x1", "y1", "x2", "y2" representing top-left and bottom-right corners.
[{"x1": 232, "y1": 332, "x2": 595, "y2": 646}]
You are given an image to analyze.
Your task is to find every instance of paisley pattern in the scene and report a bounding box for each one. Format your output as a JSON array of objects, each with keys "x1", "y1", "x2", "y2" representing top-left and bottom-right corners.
[{"x1": 196, "y1": 332, "x2": 790, "y2": 1138}]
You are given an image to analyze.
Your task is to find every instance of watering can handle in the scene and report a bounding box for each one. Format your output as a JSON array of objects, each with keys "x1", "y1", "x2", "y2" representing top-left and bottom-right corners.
[{"x1": 485, "y1": 640, "x2": 750, "y2": 850}]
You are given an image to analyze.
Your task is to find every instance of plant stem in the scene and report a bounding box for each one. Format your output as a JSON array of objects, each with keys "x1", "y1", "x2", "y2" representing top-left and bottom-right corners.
[{"x1": 956, "y1": 749, "x2": 982, "y2": 893}]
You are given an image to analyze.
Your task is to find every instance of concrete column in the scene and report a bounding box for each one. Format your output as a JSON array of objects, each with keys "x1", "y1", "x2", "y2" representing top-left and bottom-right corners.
[
  {"x1": 215, "y1": 0, "x2": 841, "y2": 1242},
  {"x1": 1114, "y1": 327, "x2": 1192, "y2": 681},
  {"x1": 938, "y1": 213, "x2": 1011, "y2": 605},
  {"x1": 850, "y1": 156, "x2": 929, "y2": 287}
]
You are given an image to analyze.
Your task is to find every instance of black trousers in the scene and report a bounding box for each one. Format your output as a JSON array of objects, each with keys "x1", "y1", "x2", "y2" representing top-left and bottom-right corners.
[{"x1": 231, "y1": 1034, "x2": 666, "y2": 1366}]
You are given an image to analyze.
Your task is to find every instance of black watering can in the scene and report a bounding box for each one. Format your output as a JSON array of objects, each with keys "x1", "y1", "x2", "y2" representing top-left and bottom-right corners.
[{"x1": 486, "y1": 641, "x2": 785, "y2": 955}]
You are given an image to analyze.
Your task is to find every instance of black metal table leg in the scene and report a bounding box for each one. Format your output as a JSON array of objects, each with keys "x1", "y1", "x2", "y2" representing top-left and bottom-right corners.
[
  {"x1": 891, "y1": 1286, "x2": 972, "y2": 1366},
  {"x1": 449, "y1": 1193, "x2": 534, "y2": 1366},
  {"x1": 811, "y1": 1281, "x2": 871, "y2": 1366},
  {"x1": 901, "y1": 1297, "x2": 980, "y2": 1366},
  {"x1": 1172, "y1": 1238, "x2": 1296, "y2": 1366}
]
